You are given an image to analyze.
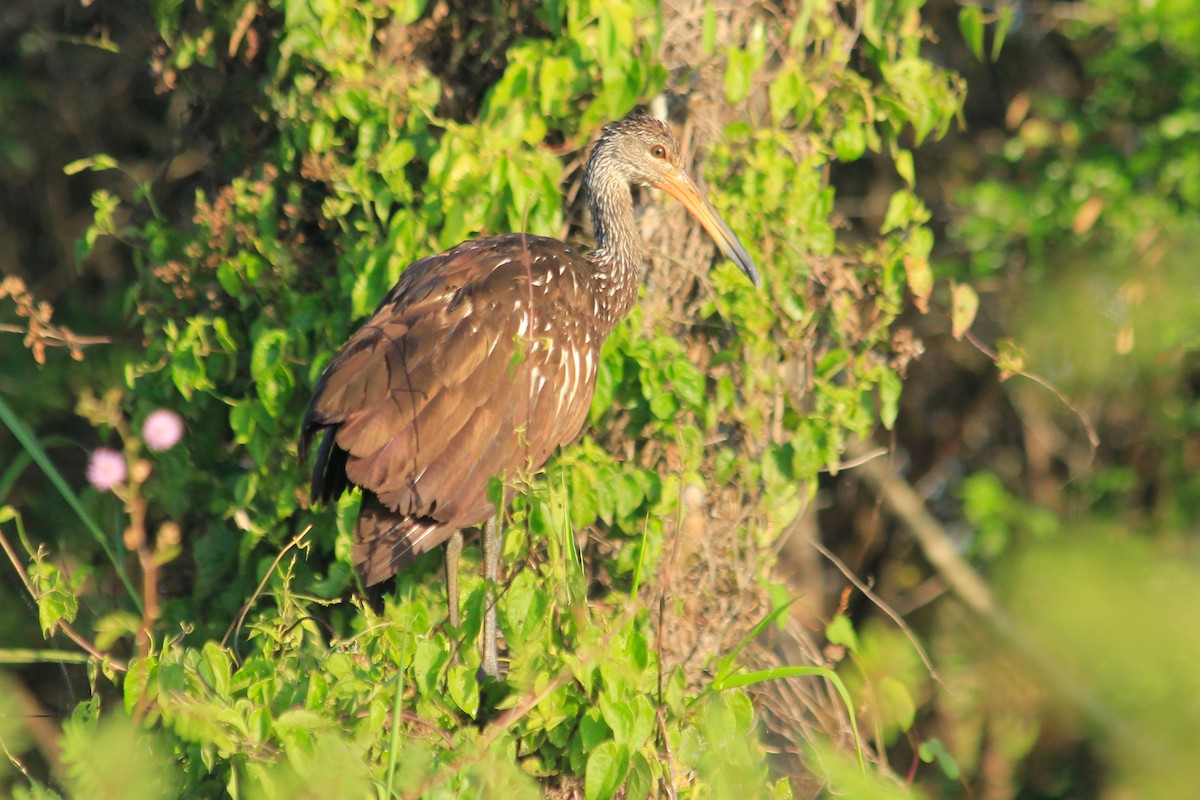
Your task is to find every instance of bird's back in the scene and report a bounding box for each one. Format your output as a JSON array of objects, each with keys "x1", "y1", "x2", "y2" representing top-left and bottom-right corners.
[{"x1": 300, "y1": 233, "x2": 604, "y2": 585}]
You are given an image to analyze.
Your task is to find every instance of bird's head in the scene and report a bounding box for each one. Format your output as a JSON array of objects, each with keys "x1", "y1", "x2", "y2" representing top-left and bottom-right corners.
[{"x1": 587, "y1": 113, "x2": 760, "y2": 287}]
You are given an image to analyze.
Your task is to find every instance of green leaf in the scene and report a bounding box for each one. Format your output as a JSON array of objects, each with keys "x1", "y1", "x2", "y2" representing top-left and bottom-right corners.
[
  {"x1": 215, "y1": 261, "x2": 243, "y2": 299},
  {"x1": 958, "y1": 6, "x2": 985, "y2": 61},
  {"x1": 724, "y1": 48, "x2": 756, "y2": 105},
  {"x1": 626, "y1": 751, "x2": 654, "y2": 800},
  {"x1": 677, "y1": 726, "x2": 702, "y2": 769},
  {"x1": 579, "y1": 708, "x2": 610, "y2": 750},
  {"x1": 628, "y1": 695, "x2": 655, "y2": 752},
  {"x1": 647, "y1": 389, "x2": 677, "y2": 421},
  {"x1": 893, "y1": 148, "x2": 915, "y2": 188},
  {"x1": 94, "y1": 609, "x2": 141, "y2": 652},
  {"x1": 877, "y1": 676, "x2": 916, "y2": 733},
  {"x1": 669, "y1": 360, "x2": 705, "y2": 409},
  {"x1": 712, "y1": 598, "x2": 799, "y2": 686},
  {"x1": 991, "y1": 6, "x2": 1014, "y2": 61},
  {"x1": 825, "y1": 614, "x2": 859, "y2": 653},
  {"x1": 398, "y1": 0, "x2": 427, "y2": 25},
  {"x1": 250, "y1": 328, "x2": 293, "y2": 418},
  {"x1": 702, "y1": 1, "x2": 717, "y2": 56},
  {"x1": 448, "y1": 664, "x2": 480, "y2": 717},
  {"x1": 585, "y1": 741, "x2": 629, "y2": 800},
  {"x1": 918, "y1": 737, "x2": 962, "y2": 780},
  {"x1": 878, "y1": 370, "x2": 902, "y2": 430},
  {"x1": 599, "y1": 696, "x2": 634, "y2": 747},
  {"x1": 63, "y1": 154, "x2": 119, "y2": 175},
  {"x1": 274, "y1": 708, "x2": 329, "y2": 736},
  {"x1": 123, "y1": 657, "x2": 156, "y2": 714},
  {"x1": 769, "y1": 66, "x2": 803, "y2": 122},
  {"x1": 199, "y1": 642, "x2": 232, "y2": 699},
  {"x1": 612, "y1": 472, "x2": 644, "y2": 521},
  {"x1": 500, "y1": 569, "x2": 549, "y2": 646},
  {"x1": 950, "y1": 282, "x2": 979, "y2": 340},
  {"x1": 833, "y1": 120, "x2": 867, "y2": 161},
  {"x1": 881, "y1": 190, "x2": 930, "y2": 232},
  {"x1": 29, "y1": 561, "x2": 78, "y2": 636}
]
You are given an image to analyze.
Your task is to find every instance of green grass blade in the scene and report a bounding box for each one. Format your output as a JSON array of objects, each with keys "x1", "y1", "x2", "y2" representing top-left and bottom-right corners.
[
  {"x1": 711, "y1": 596, "x2": 798, "y2": 685},
  {"x1": 0, "y1": 394, "x2": 142, "y2": 612},
  {"x1": 629, "y1": 510, "x2": 651, "y2": 602},
  {"x1": 383, "y1": 646, "x2": 406, "y2": 798}
]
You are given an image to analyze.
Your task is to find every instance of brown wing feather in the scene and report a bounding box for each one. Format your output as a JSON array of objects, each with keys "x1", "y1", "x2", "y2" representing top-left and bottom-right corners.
[{"x1": 300, "y1": 234, "x2": 603, "y2": 585}]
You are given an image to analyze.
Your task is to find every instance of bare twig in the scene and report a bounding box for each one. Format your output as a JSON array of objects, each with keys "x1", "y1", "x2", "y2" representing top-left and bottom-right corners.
[
  {"x1": 0, "y1": 276, "x2": 111, "y2": 364},
  {"x1": 810, "y1": 537, "x2": 940, "y2": 683},
  {"x1": 0, "y1": 732, "x2": 35, "y2": 784},
  {"x1": 656, "y1": 705, "x2": 680, "y2": 800},
  {"x1": 122, "y1": 468, "x2": 159, "y2": 659},
  {"x1": 821, "y1": 446, "x2": 890, "y2": 474},
  {"x1": 963, "y1": 329, "x2": 1100, "y2": 467}
]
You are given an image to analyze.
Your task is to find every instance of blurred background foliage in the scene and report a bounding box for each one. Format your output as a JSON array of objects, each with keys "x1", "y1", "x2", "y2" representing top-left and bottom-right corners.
[{"x1": 0, "y1": 0, "x2": 1198, "y2": 797}]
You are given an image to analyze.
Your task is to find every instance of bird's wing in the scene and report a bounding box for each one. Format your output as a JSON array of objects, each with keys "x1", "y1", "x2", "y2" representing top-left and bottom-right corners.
[{"x1": 301, "y1": 234, "x2": 600, "y2": 569}]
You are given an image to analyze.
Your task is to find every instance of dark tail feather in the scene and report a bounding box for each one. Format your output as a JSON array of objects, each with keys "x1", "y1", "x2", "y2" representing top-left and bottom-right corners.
[
  {"x1": 310, "y1": 430, "x2": 349, "y2": 502},
  {"x1": 352, "y1": 494, "x2": 449, "y2": 587}
]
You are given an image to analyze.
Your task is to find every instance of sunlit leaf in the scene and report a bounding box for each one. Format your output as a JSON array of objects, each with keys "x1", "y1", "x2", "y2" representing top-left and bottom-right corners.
[
  {"x1": 584, "y1": 741, "x2": 629, "y2": 800},
  {"x1": 950, "y1": 282, "x2": 979, "y2": 340},
  {"x1": 958, "y1": 6, "x2": 985, "y2": 61}
]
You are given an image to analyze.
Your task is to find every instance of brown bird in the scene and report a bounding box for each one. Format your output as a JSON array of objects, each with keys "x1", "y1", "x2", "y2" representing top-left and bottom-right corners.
[{"x1": 300, "y1": 113, "x2": 758, "y2": 677}]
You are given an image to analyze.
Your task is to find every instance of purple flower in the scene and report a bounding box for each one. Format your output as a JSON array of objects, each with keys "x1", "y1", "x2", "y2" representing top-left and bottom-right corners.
[
  {"x1": 87, "y1": 448, "x2": 127, "y2": 491},
  {"x1": 142, "y1": 409, "x2": 184, "y2": 452}
]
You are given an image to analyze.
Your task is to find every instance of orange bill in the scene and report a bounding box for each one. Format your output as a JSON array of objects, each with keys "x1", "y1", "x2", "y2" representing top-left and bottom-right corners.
[{"x1": 653, "y1": 171, "x2": 760, "y2": 287}]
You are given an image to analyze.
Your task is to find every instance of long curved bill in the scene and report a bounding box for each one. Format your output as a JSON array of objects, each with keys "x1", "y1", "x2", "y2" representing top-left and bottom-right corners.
[{"x1": 653, "y1": 171, "x2": 760, "y2": 287}]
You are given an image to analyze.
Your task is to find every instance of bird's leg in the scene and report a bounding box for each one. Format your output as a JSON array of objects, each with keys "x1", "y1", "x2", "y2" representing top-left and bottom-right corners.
[
  {"x1": 444, "y1": 530, "x2": 463, "y2": 629},
  {"x1": 479, "y1": 515, "x2": 502, "y2": 679}
]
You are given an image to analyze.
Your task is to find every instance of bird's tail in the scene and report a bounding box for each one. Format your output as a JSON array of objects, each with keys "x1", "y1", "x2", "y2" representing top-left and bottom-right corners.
[{"x1": 352, "y1": 493, "x2": 447, "y2": 586}]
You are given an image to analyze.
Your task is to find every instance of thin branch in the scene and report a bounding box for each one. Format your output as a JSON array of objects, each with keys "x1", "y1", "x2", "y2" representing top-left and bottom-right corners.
[
  {"x1": 809, "y1": 537, "x2": 940, "y2": 683},
  {"x1": 0, "y1": 733, "x2": 35, "y2": 785},
  {"x1": 821, "y1": 446, "x2": 890, "y2": 474},
  {"x1": 964, "y1": 329, "x2": 1100, "y2": 466},
  {"x1": 0, "y1": 523, "x2": 126, "y2": 671},
  {"x1": 655, "y1": 705, "x2": 680, "y2": 800},
  {"x1": 0, "y1": 323, "x2": 111, "y2": 347}
]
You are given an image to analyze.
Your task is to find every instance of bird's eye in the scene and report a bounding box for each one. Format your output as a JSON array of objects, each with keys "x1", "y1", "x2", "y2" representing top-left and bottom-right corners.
[{"x1": 651, "y1": 144, "x2": 667, "y2": 159}]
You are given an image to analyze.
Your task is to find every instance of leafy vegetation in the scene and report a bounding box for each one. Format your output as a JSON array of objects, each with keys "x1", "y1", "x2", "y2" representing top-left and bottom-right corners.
[{"x1": 4, "y1": 0, "x2": 1198, "y2": 796}]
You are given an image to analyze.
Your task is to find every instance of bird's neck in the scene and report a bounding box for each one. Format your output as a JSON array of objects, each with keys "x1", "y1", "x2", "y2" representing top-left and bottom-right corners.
[{"x1": 585, "y1": 171, "x2": 644, "y2": 332}]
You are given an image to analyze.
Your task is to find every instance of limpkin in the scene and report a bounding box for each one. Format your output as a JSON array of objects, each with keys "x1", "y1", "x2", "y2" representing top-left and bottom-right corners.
[{"x1": 300, "y1": 113, "x2": 758, "y2": 677}]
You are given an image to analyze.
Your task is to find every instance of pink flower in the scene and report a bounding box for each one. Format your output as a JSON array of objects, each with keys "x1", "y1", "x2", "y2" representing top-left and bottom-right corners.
[
  {"x1": 87, "y1": 448, "x2": 127, "y2": 491},
  {"x1": 142, "y1": 409, "x2": 184, "y2": 452}
]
